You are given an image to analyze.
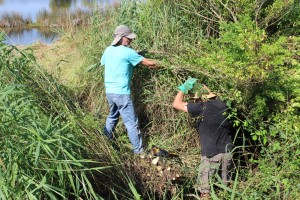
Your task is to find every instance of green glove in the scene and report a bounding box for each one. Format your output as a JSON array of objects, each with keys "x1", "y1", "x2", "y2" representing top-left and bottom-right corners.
[{"x1": 178, "y1": 77, "x2": 198, "y2": 94}]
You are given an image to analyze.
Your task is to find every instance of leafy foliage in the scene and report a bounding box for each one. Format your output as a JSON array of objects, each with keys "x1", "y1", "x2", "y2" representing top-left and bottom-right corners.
[{"x1": 80, "y1": 0, "x2": 300, "y2": 198}]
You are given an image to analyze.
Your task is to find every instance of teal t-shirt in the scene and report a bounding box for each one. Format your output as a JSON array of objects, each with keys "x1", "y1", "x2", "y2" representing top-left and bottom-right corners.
[{"x1": 101, "y1": 45, "x2": 144, "y2": 94}]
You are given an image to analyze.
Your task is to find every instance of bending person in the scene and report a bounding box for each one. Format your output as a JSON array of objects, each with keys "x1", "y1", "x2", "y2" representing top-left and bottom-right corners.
[{"x1": 172, "y1": 78, "x2": 233, "y2": 198}]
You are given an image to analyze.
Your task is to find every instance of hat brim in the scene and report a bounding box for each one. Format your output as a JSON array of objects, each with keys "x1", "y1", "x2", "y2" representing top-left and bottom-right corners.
[
  {"x1": 125, "y1": 32, "x2": 137, "y2": 39},
  {"x1": 190, "y1": 92, "x2": 217, "y2": 99},
  {"x1": 205, "y1": 93, "x2": 217, "y2": 99},
  {"x1": 111, "y1": 32, "x2": 137, "y2": 46},
  {"x1": 111, "y1": 35, "x2": 122, "y2": 46}
]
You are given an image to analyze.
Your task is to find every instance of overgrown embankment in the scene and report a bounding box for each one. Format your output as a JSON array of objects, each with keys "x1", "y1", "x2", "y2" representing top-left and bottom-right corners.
[
  {"x1": 79, "y1": 0, "x2": 300, "y2": 199},
  {"x1": 1, "y1": 0, "x2": 300, "y2": 199}
]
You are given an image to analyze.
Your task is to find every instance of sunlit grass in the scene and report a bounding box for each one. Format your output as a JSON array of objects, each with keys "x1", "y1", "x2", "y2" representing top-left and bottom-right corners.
[
  {"x1": 0, "y1": 37, "x2": 112, "y2": 199},
  {"x1": 1, "y1": 0, "x2": 299, "y2": 199}
]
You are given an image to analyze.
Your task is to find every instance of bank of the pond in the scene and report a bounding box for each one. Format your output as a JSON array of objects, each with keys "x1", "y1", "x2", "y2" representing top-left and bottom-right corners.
[
  {"x1": 27, "y1": 34, "x2": 84, "y2": 87},
  {"x1": 1, "y1": 11, "x2": 91, "y2": 45}
]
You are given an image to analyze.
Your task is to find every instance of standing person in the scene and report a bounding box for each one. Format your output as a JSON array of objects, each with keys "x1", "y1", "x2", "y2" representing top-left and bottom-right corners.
[
  {"x1": 101, "y1": 25, "x2": 155, "y2": 154},
  {"x1": 172, "y1": 78, "x2": 233, "y2": 199}
]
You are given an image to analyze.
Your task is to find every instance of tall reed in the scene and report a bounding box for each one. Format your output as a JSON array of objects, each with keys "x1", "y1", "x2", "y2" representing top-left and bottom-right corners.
[{"x1": 0, "y1": 35, "x2": 109, "y2": 199}]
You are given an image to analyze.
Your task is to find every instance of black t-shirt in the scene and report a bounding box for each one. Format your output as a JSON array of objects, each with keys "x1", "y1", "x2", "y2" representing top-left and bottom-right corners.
[{"x1": 187, "y1": 98, "x2": 233, "y2": 157}]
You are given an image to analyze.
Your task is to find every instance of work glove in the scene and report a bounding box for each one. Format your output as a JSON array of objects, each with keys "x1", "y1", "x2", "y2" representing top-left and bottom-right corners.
[{"x1": 178, "y1": 77, "x2": 198, "y2": 94}]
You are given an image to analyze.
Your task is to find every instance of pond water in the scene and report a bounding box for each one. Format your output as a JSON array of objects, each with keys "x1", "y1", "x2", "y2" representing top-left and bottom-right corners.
[
  {"x1": 0, "y1": 0, "x2": 115, "y2": 45},
  {"x1": 3, "y1": 27, "x2": 58, "y2": 45}
]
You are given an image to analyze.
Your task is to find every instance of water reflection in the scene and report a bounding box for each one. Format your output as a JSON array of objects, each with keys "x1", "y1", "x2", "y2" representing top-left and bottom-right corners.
[
  {"x1": 3, "y1": 27, "x2": 58, "y2": 45},
  {"x1": 0, "y1": 0, "x2": 114, "y2": 22},
  {"x1": 0, "y1": 0, "x2": 115, "y2": 45}
]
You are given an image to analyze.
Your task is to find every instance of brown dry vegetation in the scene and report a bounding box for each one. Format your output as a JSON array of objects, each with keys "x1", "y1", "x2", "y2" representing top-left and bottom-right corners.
[{"x1": 28, "y1": 35, "x2": 84, "y2": 87}]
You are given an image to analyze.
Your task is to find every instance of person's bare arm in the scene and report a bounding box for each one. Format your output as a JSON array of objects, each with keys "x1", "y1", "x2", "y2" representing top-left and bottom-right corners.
[
  {"x1": 173, "y1": 91, "x2": 188, "y2": 113},
  {"x1": 141, "y1": 58, "x2": 156, "y2": 68}
]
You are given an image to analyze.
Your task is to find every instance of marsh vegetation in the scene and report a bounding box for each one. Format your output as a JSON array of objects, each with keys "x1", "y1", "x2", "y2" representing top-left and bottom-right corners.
[{"x1": 0, "y1": 0, "x2": 299, "y2": 199}]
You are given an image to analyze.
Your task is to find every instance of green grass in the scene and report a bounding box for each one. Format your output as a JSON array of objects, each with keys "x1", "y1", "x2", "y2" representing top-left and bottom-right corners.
[
  {"x1": 1, "y1": 0, "x2": 300, "y2": 199},
  {"x1": 0, "y1": 38, "x2": 114, "y2": 199}
]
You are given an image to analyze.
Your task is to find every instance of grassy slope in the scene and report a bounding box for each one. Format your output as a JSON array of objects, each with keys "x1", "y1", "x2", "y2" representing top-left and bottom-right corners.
[
  {"x1": 28, "y1": 30, "x2": 204, "y2": 197},
  {"x1": 29, "y1": 34, "x2": 84, "y2": 88},
  {"x1": 25, "y1": 9, "x2": 300, "y2": 197}
]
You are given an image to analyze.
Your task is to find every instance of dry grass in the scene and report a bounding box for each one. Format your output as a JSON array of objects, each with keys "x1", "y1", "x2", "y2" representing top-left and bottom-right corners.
[{"x1": 28, "y1": 33, "x2": 85, "y2": 88}]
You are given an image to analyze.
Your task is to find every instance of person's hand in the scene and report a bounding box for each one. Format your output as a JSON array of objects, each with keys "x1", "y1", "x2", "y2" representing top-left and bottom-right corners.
[
  {"x1": 178, "y1": 77, "x2": 198, "y2": 94},
  {"x1": 141, "y1": 58, "x2": 156, "y2": 68}
]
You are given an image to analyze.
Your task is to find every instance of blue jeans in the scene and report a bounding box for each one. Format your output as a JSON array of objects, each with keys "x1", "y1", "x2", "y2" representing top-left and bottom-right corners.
[{"x1": 103, "y1": 93, "x2": 143, "y2": 154}]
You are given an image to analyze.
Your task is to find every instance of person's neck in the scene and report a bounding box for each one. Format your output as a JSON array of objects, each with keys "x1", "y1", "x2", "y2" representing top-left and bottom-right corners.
[{"x1": 115, "y1": 44, "x2": 128, "y2": 47}]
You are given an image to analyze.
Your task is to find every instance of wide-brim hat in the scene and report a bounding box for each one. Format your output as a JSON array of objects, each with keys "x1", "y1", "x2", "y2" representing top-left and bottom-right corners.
[
  {"x1": 111, "y1": 25, "x2": 137, "y2": 45},
  {"x1": 190, "y1": 84, "x2": 217, "y2": 99}
]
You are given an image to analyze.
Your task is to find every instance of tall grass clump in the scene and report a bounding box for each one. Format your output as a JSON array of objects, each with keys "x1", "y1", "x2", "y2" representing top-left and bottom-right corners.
[
  {"x1": 0, "y1": 34, "x2": 99, "y2": 199},
  {"x1": 0, "y1": 85, "x2": 98, "y2": 199},
  {"x1": 77, "y1": 0, "x2": 300, "y2": 198}
]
